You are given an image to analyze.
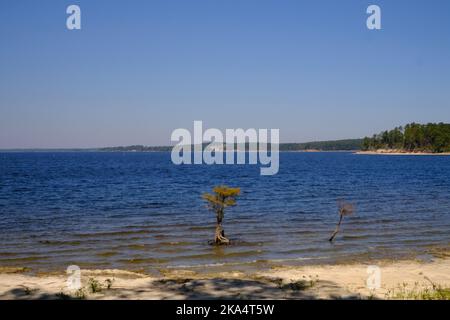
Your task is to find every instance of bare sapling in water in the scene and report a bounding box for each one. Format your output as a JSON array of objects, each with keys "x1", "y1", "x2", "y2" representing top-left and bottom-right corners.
[{"x1": 329, "y1": 201, "x2": 355, "y2": 242}]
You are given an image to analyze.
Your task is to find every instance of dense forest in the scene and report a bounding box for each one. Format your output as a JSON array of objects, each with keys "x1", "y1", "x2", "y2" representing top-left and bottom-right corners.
[
  {"x1": 362, "y1": 123, "x2": 450, "y2": 153},
  {"x1": 281, "y1": 139, "x2": 362, "y2": 151},
  {"x1": 60, "y1": 124, "x2": 450, "y2": 153},
  {"x1": 99, "y1": 139, "x2": 363, "y2": 152},
  {"x1": 11, "y1": 125, "x2": 450, "y2": 153}
]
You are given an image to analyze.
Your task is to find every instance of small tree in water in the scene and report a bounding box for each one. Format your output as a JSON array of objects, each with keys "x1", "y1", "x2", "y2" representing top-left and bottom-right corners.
[
  {"x1": 329, "y1": 201, "x2": 355, "y2": 242},
  {"x1": 203, "y1": 185, "x2": 240, "y2": 245}
]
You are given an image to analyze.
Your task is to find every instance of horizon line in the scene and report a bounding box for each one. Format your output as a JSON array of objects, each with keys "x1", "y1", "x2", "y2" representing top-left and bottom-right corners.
[{"x1": 0, "y1": 138, "x2": 363, "y2": 151}]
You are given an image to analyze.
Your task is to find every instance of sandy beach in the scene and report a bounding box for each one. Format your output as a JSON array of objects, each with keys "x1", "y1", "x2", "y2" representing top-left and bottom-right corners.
[
  {"x1": 1, "y1": 257, "x2": 449, "y2": 300},
  {"x1": 355, "y1": 149, "x2": 450, "y2": 156}
]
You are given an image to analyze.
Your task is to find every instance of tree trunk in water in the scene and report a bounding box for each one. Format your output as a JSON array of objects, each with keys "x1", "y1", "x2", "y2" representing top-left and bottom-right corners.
[
  {"x1": 329, "y1": 215, "x2": 343, "y2": 242},
  {"x1": 214, "y1": 223, "x2": 230, "y2": 245}
]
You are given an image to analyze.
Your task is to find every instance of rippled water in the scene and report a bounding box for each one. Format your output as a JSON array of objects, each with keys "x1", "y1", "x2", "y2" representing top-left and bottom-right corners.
[{"x1": 0, "y1": 152, "x2": 449, "y2": 273}]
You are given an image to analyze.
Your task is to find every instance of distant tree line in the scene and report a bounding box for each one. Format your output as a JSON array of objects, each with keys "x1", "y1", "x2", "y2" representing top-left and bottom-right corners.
[
  {"x1": 99, "y1": 139, "x2": 363, "y2": 152},
  {"x1": 99, "y1": 145, "x2": 172, "y2": 152},
  {"x1": 281, "y1": 139, "x2": 362, "y2": 151},
  {"x1": 96, "y1": 124, "x2": 450, "y2": 154},
  {"x1": 362, "y1": 123, "x2": 450, "y2": 153}
]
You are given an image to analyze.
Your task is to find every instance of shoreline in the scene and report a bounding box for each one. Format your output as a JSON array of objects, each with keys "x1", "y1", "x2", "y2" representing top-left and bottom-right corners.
[
  {"x1": 1, "y1": 257, "x2": 449, "y2": 299},
  {"x1": 355, "y1": 150, "x2": 450, "y2": 156}
]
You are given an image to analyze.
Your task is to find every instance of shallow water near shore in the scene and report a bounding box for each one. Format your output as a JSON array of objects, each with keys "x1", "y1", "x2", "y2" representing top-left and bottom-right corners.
[{"x1": 0, "y1": 152, "x2": 449, "y2": 274}]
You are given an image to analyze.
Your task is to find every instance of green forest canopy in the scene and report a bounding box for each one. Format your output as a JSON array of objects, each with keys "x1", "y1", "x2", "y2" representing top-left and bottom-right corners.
[
  {"x1": 362, "y1": 123, "x2": 450, "y2": 153},
  {"x1": 96, "y1": 123, "x2": 450, "y2": 153},
  {"x1": 99, "y1": 139, "x2": 363, "y2": 152}
]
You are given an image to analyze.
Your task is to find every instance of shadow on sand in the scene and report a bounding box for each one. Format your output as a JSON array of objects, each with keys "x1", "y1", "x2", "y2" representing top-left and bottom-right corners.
[{"x1": 0, "y1": 277, "x2": 364, "y2": 300}]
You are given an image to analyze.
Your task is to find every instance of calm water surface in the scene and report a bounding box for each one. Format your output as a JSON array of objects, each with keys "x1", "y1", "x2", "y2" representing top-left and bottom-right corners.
[{"x1": 0, "y1": 152, "x2": 449, "y2": 274}]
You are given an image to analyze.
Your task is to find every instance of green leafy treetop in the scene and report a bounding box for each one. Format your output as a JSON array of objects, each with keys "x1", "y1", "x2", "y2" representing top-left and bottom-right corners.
[{"x1": 203, "y1": 186, "x2": 240, "y2": 245}]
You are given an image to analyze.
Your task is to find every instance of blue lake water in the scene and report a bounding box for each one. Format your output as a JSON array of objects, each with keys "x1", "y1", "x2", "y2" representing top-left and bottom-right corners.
[{"x1": 0, "y1": 152, "x2": 449, "y2": 274}]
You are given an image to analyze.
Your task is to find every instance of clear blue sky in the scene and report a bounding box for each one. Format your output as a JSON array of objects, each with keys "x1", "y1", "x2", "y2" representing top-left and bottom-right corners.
[{"x1": 1, "y1": 0, "x2": 450, "y2": 148}]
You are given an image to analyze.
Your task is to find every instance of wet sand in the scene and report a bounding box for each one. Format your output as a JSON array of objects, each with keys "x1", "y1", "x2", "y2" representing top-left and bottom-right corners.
[{"x1": 1, "y1": 258, "x2": 449, "y2": 299}]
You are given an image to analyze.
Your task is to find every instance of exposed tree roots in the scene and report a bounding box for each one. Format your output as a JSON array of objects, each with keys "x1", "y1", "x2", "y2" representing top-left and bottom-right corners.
[{"x1": 214, "y1": 224, "x2": 230, "y2": 245}]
